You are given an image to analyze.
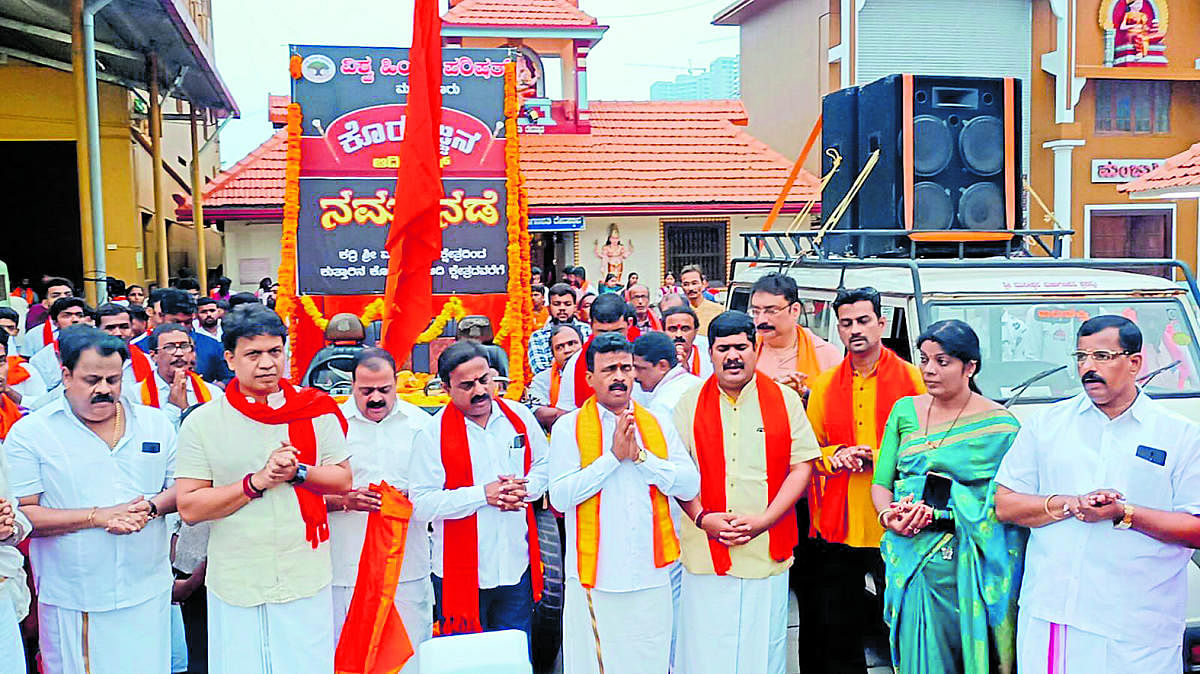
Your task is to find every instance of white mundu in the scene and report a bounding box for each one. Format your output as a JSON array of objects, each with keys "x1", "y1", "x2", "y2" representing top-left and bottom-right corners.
[
  {"x1": 549, "y1": 402, "x2": 699, "y2": 674},
  {"x1": 330, "y1": 398, "x2": 433, "y2": 672},
  {"x1": 996, "y1": 392, "x2": 1200, "y2": 673},
  {"x1": 5, "y1": 398, "x2": 177, "y2": 674},
  {"x1": 0, "y1": 439, "x2": 32, "y2": 674}
]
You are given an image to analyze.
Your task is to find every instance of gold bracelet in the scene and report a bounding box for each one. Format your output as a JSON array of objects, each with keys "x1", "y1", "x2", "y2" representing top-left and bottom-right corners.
[
  {"x1": 1042, "y1": 494, "x2": 1066, "y2": 520},
  {"x1": 877, "y1": 508, "x2": 892, "y2": 527},
  {"x1": 86, "y1": 506, "x2": 98, "y2": 528}
]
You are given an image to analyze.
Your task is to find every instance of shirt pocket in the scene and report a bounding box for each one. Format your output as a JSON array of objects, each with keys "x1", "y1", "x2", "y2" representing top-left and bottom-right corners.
[
  {"x1": 1118, "y1": 446, "x2": 1172, "y2": 511},
  {"x1": 121, "y1": 445, "x2": 167, "y2": 496}
]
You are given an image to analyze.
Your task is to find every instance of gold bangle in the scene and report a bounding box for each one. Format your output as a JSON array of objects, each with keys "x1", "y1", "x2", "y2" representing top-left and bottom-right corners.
[
  {"x1": 86, "y1": 506, "x2": 98, "y2": 528},
  {"x1": 1042, "y1": 494, "x2": 1066, "y2": 520},
  {"x1": 877, "y1": 508, "x2": 892, "y2": 527}
]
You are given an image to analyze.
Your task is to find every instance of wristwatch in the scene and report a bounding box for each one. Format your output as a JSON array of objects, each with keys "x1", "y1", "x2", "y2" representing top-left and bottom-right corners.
[
  {"x1": 288, "y1": 464, "x2": 309, "y2": 486},
  {"x1": 1113, "y1": 502, "x2": 1135, "y2": 530},
  {"x1": 634, "y1": 448, "x2": 648, "y2": 464}
]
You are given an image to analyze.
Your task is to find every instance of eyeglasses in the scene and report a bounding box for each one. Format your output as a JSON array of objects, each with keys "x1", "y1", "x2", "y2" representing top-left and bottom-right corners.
[
  {"x1": 749, "y1": 303, "x2": 792, "y2": 318},
  {"x1": 1072, "y1": 349, "x2": 1133, "y2": 364},
  {"x1": 155, "y1": 343, "x2": 194, "y2": 354}
]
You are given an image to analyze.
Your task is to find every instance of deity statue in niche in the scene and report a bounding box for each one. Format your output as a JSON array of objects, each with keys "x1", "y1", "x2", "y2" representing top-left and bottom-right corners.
[
  {"x1": 594, "y1": 224, "x2": 633, "y2": 279},
  {"x1": 1101, "y1": 0, "x2": 1168, "y2": 67}
]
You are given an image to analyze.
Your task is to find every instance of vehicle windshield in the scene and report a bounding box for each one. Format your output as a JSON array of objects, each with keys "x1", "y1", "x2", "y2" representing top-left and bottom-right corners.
[{"x1": 928, "y1": 297, "x2": 1200, "y2": 402}]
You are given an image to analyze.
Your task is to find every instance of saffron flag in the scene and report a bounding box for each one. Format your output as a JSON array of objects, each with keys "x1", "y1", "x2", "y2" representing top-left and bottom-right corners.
[
  {"x1": 380, "y1": 0, "x2": 444, "y2": 362},
  {"x1": 334, "y1": 482, "x2": 415, "y2": 674}
]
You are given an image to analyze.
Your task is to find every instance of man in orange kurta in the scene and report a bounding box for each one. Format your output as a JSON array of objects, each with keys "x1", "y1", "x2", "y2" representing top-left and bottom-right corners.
[{"x1": 801, "y1": 287, "x2": 923, "y2": 674}]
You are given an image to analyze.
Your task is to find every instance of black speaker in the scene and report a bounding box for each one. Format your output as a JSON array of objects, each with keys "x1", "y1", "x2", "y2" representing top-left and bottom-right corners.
[
  {"x1": 820, "y1": 86, "x2": 858, "y2": 256},
  {"x1": 855, "y1": 74, "x2": 1022, "y2": 257}
]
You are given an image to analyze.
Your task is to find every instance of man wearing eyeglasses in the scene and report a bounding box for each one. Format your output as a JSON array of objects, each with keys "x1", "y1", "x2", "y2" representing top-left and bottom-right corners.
[
  {"x1": 749, "y1": 273, "x2": 840, "y2": 394},
  {"x1": 995, "y1": 315, "x2": 1200, "y2": 672},
  {"x1": 140, "y1": 323, "x2": 222, "y2": 426}
]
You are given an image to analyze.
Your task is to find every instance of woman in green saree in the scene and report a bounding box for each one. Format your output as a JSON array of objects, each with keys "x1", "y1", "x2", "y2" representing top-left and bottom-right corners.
[{"x1": 871, "y1": 320, "x2": 1026, "y2": 674}]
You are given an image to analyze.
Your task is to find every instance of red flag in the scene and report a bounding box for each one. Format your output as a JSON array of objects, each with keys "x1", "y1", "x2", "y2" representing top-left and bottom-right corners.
[
  {"x1": 381, "y1": 0, "x2": 443, "y2": 363},
  {"x1": 334, "y1": 482, "x2": 415, "y2": 674}
]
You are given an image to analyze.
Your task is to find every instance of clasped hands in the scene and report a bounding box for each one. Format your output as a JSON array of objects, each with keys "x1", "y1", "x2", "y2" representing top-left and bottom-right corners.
[
  {"x1": 830, "y1": 445, "x2": 874, "y2": 473},
  {"x1": 250, "y1": 443, "x2": 300, "y2": 492},
  {"x1": 1056, "y1": 489, "x2": 1125, "y2": 523},
  {"x1": 881, "y1": 494, "x2": 935, "y2": 538},
  {"x1": 699, "y1": 511, "x2": 772, "y2": 547},
  {"x1": 0, "y1": 498, "x2": 17, "y2": 540},
  {"x1": 97, "y1": 495, "x2": 155, "y2": 535},
  {"x1": 610, "y1": 409, "x2": 640, "y2": 462},
  {"x1": 485, "y1": 476, "x2": 529, "y2": 512}
]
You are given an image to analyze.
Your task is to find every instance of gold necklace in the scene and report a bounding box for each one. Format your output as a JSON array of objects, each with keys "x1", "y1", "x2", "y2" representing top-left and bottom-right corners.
[
  {"x1": 923, "y1": 393, "x2": 971, "y2": 451},
  {"x1": 109, "y1": 402, "x2": 124, "y2": 449}
]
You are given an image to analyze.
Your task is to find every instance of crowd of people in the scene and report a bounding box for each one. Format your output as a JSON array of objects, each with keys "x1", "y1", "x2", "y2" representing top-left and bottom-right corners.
[{"x1": 0, "y1": 264, "x2": 1199, "y2": 674}]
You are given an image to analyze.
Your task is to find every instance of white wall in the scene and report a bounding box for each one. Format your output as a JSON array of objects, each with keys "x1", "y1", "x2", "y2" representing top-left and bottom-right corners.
[{"x1": 222, "y1": 220, "x2": 283, "y2": 292}]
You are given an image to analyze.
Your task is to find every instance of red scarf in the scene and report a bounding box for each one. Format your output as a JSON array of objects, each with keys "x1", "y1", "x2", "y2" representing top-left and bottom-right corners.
[
  {"x1": 573, "y1": 336, "x2": 595, "y2": 408},
  {"x1": 693, "y1": 372, "x2": 796, "y2": 574},
  {"x1": 140, "y1": 370, "x2": 213, "y2": 409},
  {"x1": 815, "y1": 347, "x2": 920, "y2": 543},
  {"x1": 42, "y1": 321, "x2": 53, "y2": 349},
  {"x1": 128, "y1": 344, "x2": 153, "y2": 383},
  {"x1": 686, "y1": 344, "x2": 703, "y2": 376},
  {"x1": 626, "y1": 325, "x2": 641, "y2": 342},
  {"x1": 6, "y1": 356, "x2": 30, "y2": 386},
  {"x1": 224, "y1": 379, "x2": 348, "y2": 548},
  {"x1": 0, "y1": 394, "x2": 22, "y2": 440},
  {"x1": 439, "y1": 399, "x2": 543, "y2": 634}
]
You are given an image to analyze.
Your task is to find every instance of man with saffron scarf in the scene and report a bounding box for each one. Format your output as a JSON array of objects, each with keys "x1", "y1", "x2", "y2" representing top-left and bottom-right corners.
[
  {"x1": 0, "y1": 328, "x2": 44, "y2": 413},
  {"x1": 627, "y1": 284, "x2": 661, "y2": 334},
  {"x1": 408, "y1": 340, "x2": 549, "y2": 639},
  {"x1": 96, "y1": 303, "x2": 157, "y2": 395},
  {"x1": 556, "y1": 293, "x2": 636, "y2": 413},
  {"x1": 750, "y1": 273, "x2": 840, "y2": 389},
  {"x1": 673, "y1": 311, "x2": 820, "y2": 673},
  {"x1": 174, "y1": 304, "x2": 352, "y2": 674},
  {"x1": 27, "y1": 297, "x2": 88, "y2": 394},
  {"x1": 802, "y1": 286, "x2": 924, "y2": 674},
  {"x1": 663, "y1": 304, "x2": 713, "y2": 379},
  {"x1": 140, "y1": 324, "x2": 221, "y2": 427},
  {"x1": 549, "y1": 333, "x2": 699, "y2": 674},
  {"x1": 528, "y1": 324, "x2": 584, "y2": 430}
]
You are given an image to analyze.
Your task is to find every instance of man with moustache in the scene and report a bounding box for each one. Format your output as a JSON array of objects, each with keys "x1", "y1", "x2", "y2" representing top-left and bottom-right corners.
[
  {"x1": 409, "y1": 340, "x2": 549, "y2": 638},
  {"x1": 174, "y1": 304, "x2": 353, "y2": 673},
  {"x1": 528, "y1": 283, "x2": 592, "y2": 376},
  {"x1": 27, "y1": 297, "x2": 89, "y2": 395},
  {"x1": 195, "y1": 297, "x2": 224, "y2": 341},
  {"x1": 139, "y1": 324, "x2": 222, "y2": 426},
  {"x1": 673, "y1": 311, "x2": 821, "y2": 673},
  {"x1": 327, "y1": 349, "x2": 432, "y2": 667},
  {"x1": 662, "y1": 305, "x2": 713, "y2": 379},
  {"x1": 750, "y1": 273, "x2": 840, "y2": 391},
  {"x1": 7, "y1": 325, "x2": 178, "y2": 673},
  {"x1": 632, "y1": 331, "x2": 699, "y2": 414},
  {"x1": 803, "y1": 287, "x2": 923, "y2": 674},
  {"x1": 995, "y1": 315, "x2": 1200, "y2": 672},
  {"x1": 679, "y1": 265, "x2": 723, "y2": 333},
  {"x1": 557, "y1": 293, "x2": 635, "y2": 412},
  {"x1": 528, "y1": 324, "x2": 584, "y2": 430},
  {"x1": 627, "y1": 284, "x2": 661, "y2": 334},
  {"x1": 549, "y1": 333, "x2": 699, "y2": 674}
]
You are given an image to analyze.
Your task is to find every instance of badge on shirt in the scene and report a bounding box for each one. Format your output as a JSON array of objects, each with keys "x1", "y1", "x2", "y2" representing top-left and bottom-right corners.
[
  {"x1": 141, "y1": 442, "x2": 161, "y2": 454},
  {"x1": 512, "y1": 436, "x2": 525, "y2": 449},
  {"x1": 1135, "y1": 445, "x2": 1166, "y2": 466}
]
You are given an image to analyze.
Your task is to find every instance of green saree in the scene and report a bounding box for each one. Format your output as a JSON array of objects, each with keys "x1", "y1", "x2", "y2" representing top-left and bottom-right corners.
[{"x1": 872, "y1": 397, "x2": 1026, "y2": 674}]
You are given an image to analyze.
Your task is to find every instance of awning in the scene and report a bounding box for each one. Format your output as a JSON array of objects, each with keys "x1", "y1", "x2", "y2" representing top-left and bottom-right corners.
[{"x1": 0, "y1": 0, "x2": 238, "y2": 116}]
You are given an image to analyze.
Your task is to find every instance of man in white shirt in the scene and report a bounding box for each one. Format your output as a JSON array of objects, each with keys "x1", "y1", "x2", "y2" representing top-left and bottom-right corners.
[
  {"x1": 327, "y1": 348, "x2": 432, "y2": 666},
  {"x1": 7, "y1": 325, "x2": 178, "y2": 674},
  {"x1": 28, "y1": 297, "x2": 89, "y2": 392},
  {"x1": 557, "y1": 293, "x2": 635, "y2": 413},
  {"x1": 995, "y1": 315, "x2": 1200, "y2": 673},
  {"x1": 662, "y1": 305, "x2": 713, "y2": 379},
  {"x1": 194, "y1": 297, "x2": 223, "y2": 342},
  {"x1": 0, "y1": 411, "x2": 33, "y2": 674},
  {"x1": 549, "y1": 333, "x2": 699, "y2": 674},
  {"x1": 632, "y1": 331, "x2": 701, "y2": 414},
  {"x1": 139, "y1": 324, "x2": 223, "y2": 426},
  {"x1": 174, "y1": 304, "x2": 352, "y2": 674},
  {"x1": 409, "y1": 340, "x2": 549, "y2": 639},
  {"x1": 0, "y1": 330, "x2": 45, "y2": 414},
  {"x1": 528, "y1": 324, "x2": 583, "y2": 430}
]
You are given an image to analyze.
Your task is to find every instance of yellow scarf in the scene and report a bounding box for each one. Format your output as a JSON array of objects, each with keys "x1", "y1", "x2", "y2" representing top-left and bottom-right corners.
[{"x1": 574, "y1": 397, "x2": 679, "y2": 588}]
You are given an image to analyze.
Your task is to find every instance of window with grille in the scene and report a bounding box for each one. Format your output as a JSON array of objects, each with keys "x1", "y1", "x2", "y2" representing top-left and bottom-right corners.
[
  {"x1": 1095, "y1": 80, "x2": 1170, "y2": 134},
  {"x1": 663, "y1": 220, "x2": 728, "y2": 286}
]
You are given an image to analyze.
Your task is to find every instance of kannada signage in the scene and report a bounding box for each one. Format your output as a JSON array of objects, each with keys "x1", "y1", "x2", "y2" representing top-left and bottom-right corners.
[
  {"x1": 291, "y1": 44, "x2": 513, "y2": 295},
  {"x1": 1091, "y1": 158, "x2": 1163, "y2": 183}
]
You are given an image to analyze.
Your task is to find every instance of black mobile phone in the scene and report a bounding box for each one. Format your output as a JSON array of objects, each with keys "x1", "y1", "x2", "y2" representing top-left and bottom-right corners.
[{"x1": 922, "y1": 472, "x2": 953, "y2": 510}]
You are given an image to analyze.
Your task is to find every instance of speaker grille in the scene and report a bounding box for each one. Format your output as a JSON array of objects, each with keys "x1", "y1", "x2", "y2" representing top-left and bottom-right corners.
[
  {"x1": 959, "y1": 116, "x2": 1004, "y2": 176},
  {"x1": 901, "y1": 182, "x2": 954, "y2": 230},
  {"x1": 958, "y1": 182, "x2": 1005, "y2": 230},
  {"x1": 912, "y1": 115, "x2": 953, "y2": 176}
]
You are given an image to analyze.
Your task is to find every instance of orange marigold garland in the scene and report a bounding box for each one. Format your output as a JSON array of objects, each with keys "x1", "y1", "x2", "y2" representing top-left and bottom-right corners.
[
  {"x1": 289, "y1": 53, "x2": 303, "y2": 80},
  {"x1": 498, "y1": 61, "x2": 531, "y2": 400},
  {"x1": 276, "y1": 102, "x2": 304, "y2": 380}
]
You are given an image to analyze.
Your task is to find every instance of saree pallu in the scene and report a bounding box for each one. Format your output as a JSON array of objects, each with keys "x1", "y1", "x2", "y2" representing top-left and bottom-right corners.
[{"x1": 875, "y1": 398, "x2": 1026, "y2": 674}]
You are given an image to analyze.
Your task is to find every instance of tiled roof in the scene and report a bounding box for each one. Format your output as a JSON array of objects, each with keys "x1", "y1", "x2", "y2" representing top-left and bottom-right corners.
[
  {"x1": 1119, "y1": 142, "x2": 1200, "y2": 194},
  {"x1": 522, "y1": 100, "x2": 818, "y2": 206},
  {"x1": 178, "y1": 100, "x2": 817, "y2": 215},
  {"x1": 442, "y1": 0, "x2": 598, "y2": 26}
]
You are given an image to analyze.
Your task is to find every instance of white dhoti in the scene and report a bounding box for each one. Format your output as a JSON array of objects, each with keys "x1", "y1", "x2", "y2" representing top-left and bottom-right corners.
[
  {"x1": 1017, "y1": 612, "x2": 1181, "y2": 674},
  {"x1": 332, "y1": 577, "x2": 434, "y2": 674},
  {"x1": 563, "y1": 579, "x2": 672, "y2": 674},
  {"x1": 0, "y1": 590, "x2": 25, "y2": 674},
  {"x1": 675, "y1": 570, "x2": 789, "y2": 674},
  {"x1": 39, "y1": 588, "x2": 171, "y2": 674},
  {"x1": 207, "y1": 584, "x2": 335, "y2": 674}
]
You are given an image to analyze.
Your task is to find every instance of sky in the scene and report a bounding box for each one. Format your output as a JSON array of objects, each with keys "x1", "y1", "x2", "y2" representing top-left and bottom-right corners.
[{"x1": 209, "y1": 0, "x2": 740, "y2": 166}]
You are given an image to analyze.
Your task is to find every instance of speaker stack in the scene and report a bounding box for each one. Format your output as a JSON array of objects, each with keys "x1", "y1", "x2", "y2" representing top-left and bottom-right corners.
[{"x1": 820, "y1": 74, "x2": 1022, "y2": 258}]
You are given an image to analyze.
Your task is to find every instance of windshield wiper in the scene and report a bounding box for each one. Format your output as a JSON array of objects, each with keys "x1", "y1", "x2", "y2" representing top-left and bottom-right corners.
[
  {"x1": 1137, "y1": 360, "x2": 1181, "y2": 388},
  {"x1": 1004, "y1": 365, "x2": 1068, "y2": 409}
]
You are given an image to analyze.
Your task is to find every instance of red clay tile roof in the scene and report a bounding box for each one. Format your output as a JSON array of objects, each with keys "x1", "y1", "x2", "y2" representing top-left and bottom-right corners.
[
  {"x1": 178, "y1": 100, "x2": 817, "y2": 217},
  {"x1": 442, "y1": 0, "x2": 598, "y2": 27},
  {"x1": 1119, "y1": 142, "x2": 1200, "y2": 194}
]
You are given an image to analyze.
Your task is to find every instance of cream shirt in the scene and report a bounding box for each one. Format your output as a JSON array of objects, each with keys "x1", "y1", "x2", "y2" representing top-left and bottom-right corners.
[{"x1": 174, "y1": 391, "x2": 350, "y2": 607}]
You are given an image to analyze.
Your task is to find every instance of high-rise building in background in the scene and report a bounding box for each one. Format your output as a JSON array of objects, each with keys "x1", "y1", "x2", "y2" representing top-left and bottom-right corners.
[{"x1": 650, "y1": 56, "x2": 740, "y2": 100}]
